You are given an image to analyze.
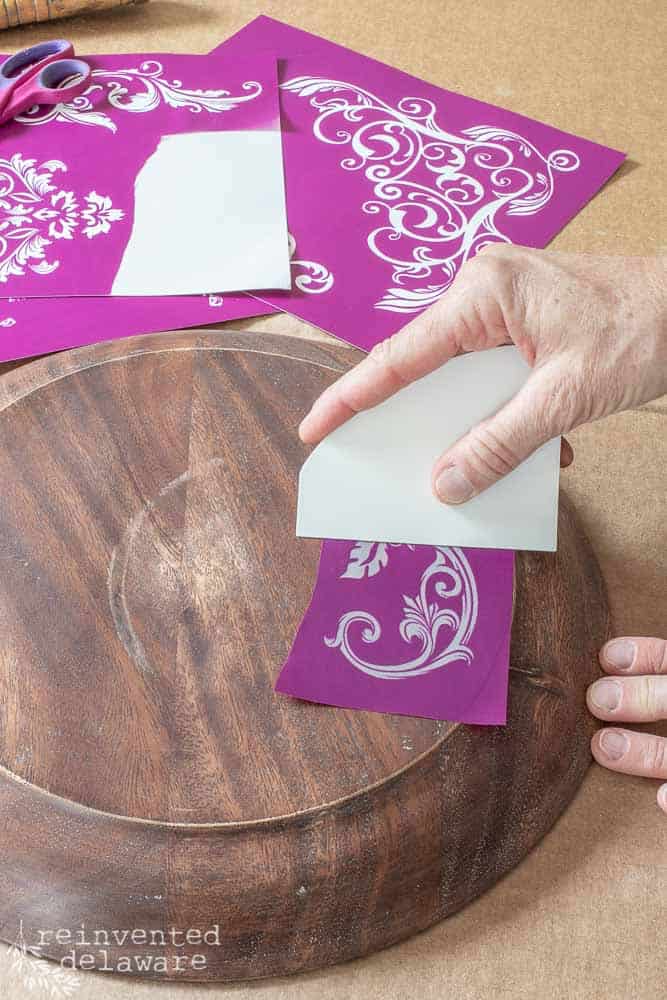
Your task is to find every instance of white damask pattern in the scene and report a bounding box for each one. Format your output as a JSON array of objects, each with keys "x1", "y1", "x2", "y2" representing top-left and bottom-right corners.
[
  {"x1": 326, "y1": 542, "x2": 478, "y2": 680},
  {"x1": 281, "y1": 77, "x2": 580, "y2": 313},
  {"x1": 0, "y1": 154, "x2": 123, "y2": 283},
  {"x1": 288, "y1": 231, "x2": 334, "y2": 294},
  {"x1": 15, "y1": 62, "x2": 262, "y2": 133}
]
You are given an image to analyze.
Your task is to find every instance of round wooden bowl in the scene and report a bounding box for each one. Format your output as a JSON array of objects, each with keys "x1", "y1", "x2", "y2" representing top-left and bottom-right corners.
[{"x1": 0, "y1": 330, "x2": 609, "y2": 981}]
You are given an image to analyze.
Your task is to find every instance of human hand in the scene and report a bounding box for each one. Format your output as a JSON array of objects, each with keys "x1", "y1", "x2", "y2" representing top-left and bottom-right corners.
[
  {"x1": 588, "y1": 637, "x2": 667, "y2": 814},
  {"x1": 299, "y1": 248, "x2": 666, "y2": 504}
]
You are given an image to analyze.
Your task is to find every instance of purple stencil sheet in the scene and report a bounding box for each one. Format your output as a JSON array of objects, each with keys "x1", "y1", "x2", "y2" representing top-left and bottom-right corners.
[
  {"x1": 0, "y1": 50, "x2": 281, "y2": 297},
  {"x1": 217, "y1": 17, "x2": 626, "y2": 350},
  {"x1": 276, "y1": 541, "x2": 514, "y2": 724},
  {"x1": 0, "y1": 293, "x2": 275, "y2": 364}
]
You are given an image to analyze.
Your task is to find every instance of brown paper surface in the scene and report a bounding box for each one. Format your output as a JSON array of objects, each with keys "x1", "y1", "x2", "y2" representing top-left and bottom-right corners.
[{"x1": 0, "y1": 2, "x2": 664, "y2": 998}]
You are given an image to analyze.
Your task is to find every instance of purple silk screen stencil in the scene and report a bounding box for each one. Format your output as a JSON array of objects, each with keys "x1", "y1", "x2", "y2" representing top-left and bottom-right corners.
[
  {"x1": 0, "y1": 48, "x2": 279, "y2": 360},
  {"x1": 0, "y1": 50, "x2": 284, "y2": 298},
  {"x1": 276, "y1": 541, "x2": 514, "y2": 724},
  {"x1": 218, "y1": 17, "x2": 626, "y2": 351}
]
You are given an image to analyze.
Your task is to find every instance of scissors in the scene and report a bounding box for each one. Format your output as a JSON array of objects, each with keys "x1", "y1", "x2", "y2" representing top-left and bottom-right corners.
[{"x1": 0, "y1": 40, "x2": 92, "y2": 126}]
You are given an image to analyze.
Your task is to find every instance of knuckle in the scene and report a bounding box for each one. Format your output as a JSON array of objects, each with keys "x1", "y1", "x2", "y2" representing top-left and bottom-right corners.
[
  {"x1": 367, "y1": 335, "x2": 393, "y2": 367},
  {"x1": 646, "y1": 638, "x2": 667, "y2": 675},
  {"x1": 450, "y1": 299, "x2": 487, "y2": 350},
  {"x1": 463, "y1": 422, "x2": 521, "y2": 483},
  {"x1": 641, "y1": 736, "x2": 667, "y2": 776},
  {"x1": 474, "y1": 242, "x2": 517, "y2": 262},
  {"x1": 637, "y1": 675, "x2": 656, "y2": 717},
  {"x1": 330, "y1": 372, "x2": 361, "y2": 413},
  {"x1": 330, "y1": 366, "x2": 373, "y2": 415},
  {"x1": 465, "y1": 246, "x2": 515, "y2": 289},
  {"x1": 366, "y1": 335, "x2": 409, "y2": 387},
  {"x1": 413, "y1": 305, "x2": 448, "y2": 352},
  {"x1": 537, "y1": 371, "x2": 584, "y2": 437}
]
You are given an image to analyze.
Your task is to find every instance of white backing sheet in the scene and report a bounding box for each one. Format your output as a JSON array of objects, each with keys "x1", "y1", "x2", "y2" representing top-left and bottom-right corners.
[
  {"x1": 113, "y1": 130, "x2": 290, "y2": 296},
  {"x1": 298, "y1": 347, "x2": 560, "y2": 552}
]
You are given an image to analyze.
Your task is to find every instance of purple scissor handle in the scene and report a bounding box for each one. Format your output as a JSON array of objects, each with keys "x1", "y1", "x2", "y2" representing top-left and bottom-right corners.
[{"x1": 0, "y1": 39, "x2": 92, "y2": 125}]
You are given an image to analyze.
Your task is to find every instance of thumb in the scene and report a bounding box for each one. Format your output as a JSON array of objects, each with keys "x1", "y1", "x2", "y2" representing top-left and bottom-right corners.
[{"x1": 432, "y1": 366, "x2": 560, "y2": 504}]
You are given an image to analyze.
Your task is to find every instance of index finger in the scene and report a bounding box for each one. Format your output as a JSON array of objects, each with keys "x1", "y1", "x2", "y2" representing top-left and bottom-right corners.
[{"x1": 298, "y1": 285, "x2": 468, "y2": 445}]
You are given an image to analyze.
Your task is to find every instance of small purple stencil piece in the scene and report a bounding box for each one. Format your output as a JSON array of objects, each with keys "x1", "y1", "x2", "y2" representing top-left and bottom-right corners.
[
  {"x1": 0, "y1": 50, "x2": 281, "y2": 298},
  {"x1": 276, "y1": 540, "x2": 514, "y2": 725},
  {"x1": 0, "y1": 46, "x2": 279, "y2": 360}
]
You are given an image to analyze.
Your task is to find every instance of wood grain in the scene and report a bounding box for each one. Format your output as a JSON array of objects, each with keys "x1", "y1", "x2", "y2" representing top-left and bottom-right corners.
[{"x1": 0, "y1": 330, "x2": 609, "y2": 981}]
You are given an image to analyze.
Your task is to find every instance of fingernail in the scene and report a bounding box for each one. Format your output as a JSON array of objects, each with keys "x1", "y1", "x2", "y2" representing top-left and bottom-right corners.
[
  {"x1": 590, "y1": 679, "x2": 621, "y2": 712},
  {"x1": 604, "y1": 639, "x2": 636, "y2": 671},
  {"x1": 435, "y1": 467, "x2": 474, "y2": 504},
  {"x1": 598, "y1": 729, "x2": 629, "y2": 761},
  {"x1": 658, "y1": 785, "x2": 667, "y2": 813}
]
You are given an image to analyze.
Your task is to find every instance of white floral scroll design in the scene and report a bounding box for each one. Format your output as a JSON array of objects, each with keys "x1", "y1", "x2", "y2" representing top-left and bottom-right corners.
[
  {"x1": 288, "y1": 231, "x2": 334, "y2": 294},
  {"x1": 0, "y1": 154, "x2": 123, "y2": 283},
  {"x1": 15, "y1": 61, "x2": 263, "y2": 133},
  {"x1": 281, "y1": 77, "x2": 580, "y2": 314},
  {"x1": 326, "y1": 543, "x2": 478, "y2": 680}
]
